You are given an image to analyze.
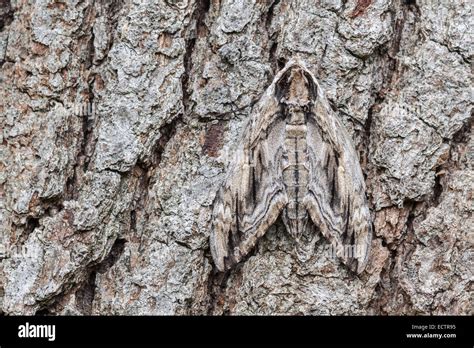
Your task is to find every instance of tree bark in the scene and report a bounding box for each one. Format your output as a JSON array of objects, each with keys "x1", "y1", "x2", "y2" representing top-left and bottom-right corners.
[{"x1": 0, "y1": 0, "x2": 472, "y2": 315}]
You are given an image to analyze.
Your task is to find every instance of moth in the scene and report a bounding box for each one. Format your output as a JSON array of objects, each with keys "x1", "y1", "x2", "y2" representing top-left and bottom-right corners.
[{"x1": 210, "y1": 59, "x2": 372, "y2": 273}]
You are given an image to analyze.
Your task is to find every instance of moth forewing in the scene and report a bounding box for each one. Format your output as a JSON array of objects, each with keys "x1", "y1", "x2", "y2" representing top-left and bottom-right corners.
[
  {"x1": 210, "y1": 195, "x2": 230, "y2": 271},
  {"x1": 351, "y1": 194, "x2": 372, "y2": 272}
]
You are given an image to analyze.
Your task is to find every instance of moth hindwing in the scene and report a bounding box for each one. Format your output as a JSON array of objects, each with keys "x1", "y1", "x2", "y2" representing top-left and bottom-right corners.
[{"x1": 210, "y1": 59, "x2": 372, "y2": 274}]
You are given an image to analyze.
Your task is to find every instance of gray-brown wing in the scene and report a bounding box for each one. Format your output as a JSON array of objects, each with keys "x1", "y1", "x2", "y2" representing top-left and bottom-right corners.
[
  {"x1": 210, "y1": 105, "x2": 288, "y2": 272},
  {"x1": 304, "y1": 95, "x2": 372, "y2": 274}
]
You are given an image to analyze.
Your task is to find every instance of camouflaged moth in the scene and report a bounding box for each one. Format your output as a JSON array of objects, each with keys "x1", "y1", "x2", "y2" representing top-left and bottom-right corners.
[{"x1": 210, "y1": 59, "x2": 372, "y2": 273}]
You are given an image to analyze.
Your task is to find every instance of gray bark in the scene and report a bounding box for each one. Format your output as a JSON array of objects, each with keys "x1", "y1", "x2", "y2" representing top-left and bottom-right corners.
[{"x1": 0, "y1": 0, "x2": 472, "y2": 315}]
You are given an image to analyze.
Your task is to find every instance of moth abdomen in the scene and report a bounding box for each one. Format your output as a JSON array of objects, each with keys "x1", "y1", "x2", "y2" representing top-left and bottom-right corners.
[{"x1": 281, "y1": 107, "x2": 311, "y2": 238}]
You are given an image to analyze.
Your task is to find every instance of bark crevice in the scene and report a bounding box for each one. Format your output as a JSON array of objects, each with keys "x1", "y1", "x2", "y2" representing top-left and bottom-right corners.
[{"x1": 75, "y1": 238, "x2": 127, "y2": 315}]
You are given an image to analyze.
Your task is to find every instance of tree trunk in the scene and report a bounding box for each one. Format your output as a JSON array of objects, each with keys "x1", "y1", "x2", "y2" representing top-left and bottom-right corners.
[{"x1": 0, "y1": 0, "x2": 471, "y2": 315}]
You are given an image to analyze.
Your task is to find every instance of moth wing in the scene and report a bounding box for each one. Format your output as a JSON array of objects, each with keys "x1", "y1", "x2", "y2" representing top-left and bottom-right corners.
[
  {"x1": 305, "y1": 102, "x2": 372, "y2": 274},
  {"x1": 210, "y1": 98, "x2": 288, "y2": 272}
]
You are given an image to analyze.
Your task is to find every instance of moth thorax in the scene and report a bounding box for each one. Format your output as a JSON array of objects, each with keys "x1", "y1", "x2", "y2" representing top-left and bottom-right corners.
[
  {"x1": 288, "y1": 68, "x2": 310, "y2": 102},
  {"x1": 287, "y1": 109, "x2": 306, "y2": 125}
]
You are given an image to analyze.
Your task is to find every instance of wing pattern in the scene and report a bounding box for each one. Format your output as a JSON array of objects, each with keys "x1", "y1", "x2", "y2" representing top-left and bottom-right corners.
[{"x1": 210, "y1": 59, "x2": 372, "y2": 273}]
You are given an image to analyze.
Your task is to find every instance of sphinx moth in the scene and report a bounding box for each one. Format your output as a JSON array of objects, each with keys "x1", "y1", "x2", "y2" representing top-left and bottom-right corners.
[{"x1": 210, "y1": 59, "x2": 372, "y2": 273}]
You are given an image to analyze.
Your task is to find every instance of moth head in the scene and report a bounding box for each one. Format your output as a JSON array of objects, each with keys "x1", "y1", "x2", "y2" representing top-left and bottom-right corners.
[{"x1": 275, "y1": 63, "x2": 318, "y2": 110}]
